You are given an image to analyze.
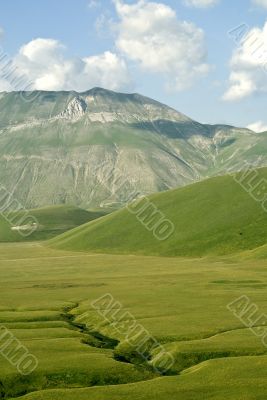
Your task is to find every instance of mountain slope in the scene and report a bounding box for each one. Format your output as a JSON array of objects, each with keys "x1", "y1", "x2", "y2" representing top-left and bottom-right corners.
[
  {"x1": 49, "y1": 167, "x2": 267, "y2": 257},
  {"x1": 0, "y1": 87, "x2": 266, "y2": 210},
  {"x1": 0, "y1": 205, "x2": 106, "y2": 242}
]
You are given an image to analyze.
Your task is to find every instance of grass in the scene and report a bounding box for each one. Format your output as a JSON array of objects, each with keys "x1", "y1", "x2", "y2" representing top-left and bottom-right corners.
[
  {"x1": 49, "y1": 167, "x2": 267, "y2": 257},
  {"x1": 12, "y1": 356, "x2": 267, "y2": 400},
  {"x1": 0, "y1": 242, "x2": 266, "y2": 398},
  {"x1": 0, "y1": 205, "x2": 106, "y2": 242}
]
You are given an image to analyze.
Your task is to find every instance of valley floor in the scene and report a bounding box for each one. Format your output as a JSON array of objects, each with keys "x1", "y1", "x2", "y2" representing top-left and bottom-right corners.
[{"x1": 0, "y1": 242, "x2": 266, "y2": 399}]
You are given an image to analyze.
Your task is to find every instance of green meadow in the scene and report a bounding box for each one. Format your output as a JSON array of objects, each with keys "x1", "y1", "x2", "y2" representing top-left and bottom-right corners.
[
  {"x1": 0, "y1": 242, "x2": 266, "y2": 399},
  {"x1": 0, "y1": 170, "x2": 267, "y2": 399}
]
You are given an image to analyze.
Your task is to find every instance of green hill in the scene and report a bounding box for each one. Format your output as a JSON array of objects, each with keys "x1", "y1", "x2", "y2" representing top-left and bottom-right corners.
[
  {"x1": 0, "y1": 205, "x2": 106, "y2": 242},
  {"x1": 49, "y1": 168, "x2": 267, "y2": 257}
]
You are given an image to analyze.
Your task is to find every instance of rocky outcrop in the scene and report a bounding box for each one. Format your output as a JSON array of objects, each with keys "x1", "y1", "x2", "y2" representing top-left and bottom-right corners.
[{"x1": 59, "y1": 97, "x2": 87, "y2": 120}]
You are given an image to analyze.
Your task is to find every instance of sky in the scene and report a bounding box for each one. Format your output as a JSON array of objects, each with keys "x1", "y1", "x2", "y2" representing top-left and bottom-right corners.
[{"x1": 0, "y1": 0, "x2": 267, "y2": 129}]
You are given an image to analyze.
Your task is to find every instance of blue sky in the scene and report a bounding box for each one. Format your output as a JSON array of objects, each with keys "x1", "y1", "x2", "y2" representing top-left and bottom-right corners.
[{"x1": 0, "y1": 0, "x2": 267, "y2": 129}]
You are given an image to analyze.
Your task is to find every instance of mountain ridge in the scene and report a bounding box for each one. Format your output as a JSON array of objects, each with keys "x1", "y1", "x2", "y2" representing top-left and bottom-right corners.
[{"x1": 0, "y1": 87, "x2": 266, "y2": 210}]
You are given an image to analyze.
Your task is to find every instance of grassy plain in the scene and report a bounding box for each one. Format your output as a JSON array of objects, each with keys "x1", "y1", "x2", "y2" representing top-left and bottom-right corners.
[{"x1": 0, "y1": 242, "x2": 266, "y2": 399}]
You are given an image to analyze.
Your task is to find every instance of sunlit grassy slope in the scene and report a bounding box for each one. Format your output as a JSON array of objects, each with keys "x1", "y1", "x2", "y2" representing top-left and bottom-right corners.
[
  {"x1": 49, "y1": 167, "x2": 267, "y2": 257},
  {"x1": 0, "y1": 205, "x2": 106, "y2": 242}
]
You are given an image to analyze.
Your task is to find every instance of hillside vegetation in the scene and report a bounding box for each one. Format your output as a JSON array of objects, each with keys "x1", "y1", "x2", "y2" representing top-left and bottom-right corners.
[
  {"x1": 49, "y1": 167, "x2": 267, "y2": 257},
  {"x1": 0, "y1": 205, "x2": 106, "y2": 242}
]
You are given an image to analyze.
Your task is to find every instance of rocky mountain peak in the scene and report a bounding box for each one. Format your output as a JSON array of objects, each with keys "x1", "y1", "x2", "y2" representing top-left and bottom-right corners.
[{"x1": 60, "y1": 97, "x2": 87, "y2": 120}]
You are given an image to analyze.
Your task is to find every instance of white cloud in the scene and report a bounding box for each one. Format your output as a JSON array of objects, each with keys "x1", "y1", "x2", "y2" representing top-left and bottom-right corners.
[
  {"x1": 223, "y1": 22, "x2": 267, "y2": 101},
  {"x1": 183, "y1": 0, "x2": 219, "y2": 8},
  {"x1": 88, "y1": 0, "x2": 101, "y2": 8},
  {"x1": 252, "y1": 0, "x2": 267, "y2": 9},
  {"x1": 247, "y1": 121, "x2": 267, "y2": 132},
  {"x1": 114, "y1": 0, "x2": 210, "y2": 91},
  {"x1": 0, "y1": 2, "x2": 211, "y2": 94},
  {"x1": 95, "y1": 13, "x2": 115, "y2": 37},
  {"x1": 0, "y1": 79, "x2": 13, "y2": 91},
  {"x1": 2, "y1": 38, "x2": 132, "y2": 92},
  {"x1": 83, "y1": 51, "x2": 132, "y2": 90}
]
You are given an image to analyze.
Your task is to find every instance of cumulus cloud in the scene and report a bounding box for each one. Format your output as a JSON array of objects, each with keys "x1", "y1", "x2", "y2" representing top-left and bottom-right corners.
[
  {"x1": 223, "y1": 22, "x2": 267, "y2": 101},
  {"x1": 0, "y1": 38, "x2": 132, "y2": 92},
  {"x1": 114, "y1": 0, "x2": 210, "y2": 91},
  {"x1": 247, "y1": 121, "x2": 267, "y2": 132},
  {"x1": 252, "y1": 0, "x2": 267, "y2": 9},
  {"x1": 183, "y1": 0, "x2": 219, "y2": 8},
  {"x1": 0, "y1": 1, "x2": 211, "y2": 93}
]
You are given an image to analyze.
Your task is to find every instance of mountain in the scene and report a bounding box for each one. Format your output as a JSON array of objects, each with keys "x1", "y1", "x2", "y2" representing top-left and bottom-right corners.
[
  {"x1": 49, "y1": 167, "x2": 267, "y2": 257},
  {"x1": 0, "y1": 87, "x2": 266, "y2": 210}
]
